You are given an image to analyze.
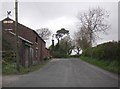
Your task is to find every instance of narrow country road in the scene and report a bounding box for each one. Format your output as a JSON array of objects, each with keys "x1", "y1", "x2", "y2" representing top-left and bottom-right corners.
[{"x1": 3, "y1": 58, "x2": 118, "y2": 87}]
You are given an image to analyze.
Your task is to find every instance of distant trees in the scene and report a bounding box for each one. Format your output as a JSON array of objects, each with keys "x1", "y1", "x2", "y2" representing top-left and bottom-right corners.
[
  {"x1": 49, "y1": 28, "x2": 74, "y2": 58},
  {"x1": 74, "y1": 27, "x2": 90, "y2": 55},
  {"x1": 36, "y1": 28, "x2": 51, "y2": 41},
  {"x1": 55, "y1": 28, "x2": 69, "y2": 45},
  {"x1": 50, "y1": 7, "x2": 111, "y2": 57},
  {"x1": 59, "y1": 35, "x2": 74, "y2": 55},
  {"x1": 74, "y1": 7, "x2": 110, "y2": 55}
]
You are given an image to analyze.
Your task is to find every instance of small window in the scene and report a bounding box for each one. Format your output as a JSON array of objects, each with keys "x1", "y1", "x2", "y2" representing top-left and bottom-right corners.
[
  {"x1": 3, "y1": 21, "x2": 8, "y2": 23},
  {"x1": 3, "y1": 20, "x2": 13, "y2": 23},
  {"x1": 36, "y1": 50, "x2": 38, "y2": 58},
  {"x1": 36, "y1": 37, "x2": 38, "y2": 43},
  {"x1": 8, "y1": 21, "x2": 13, "y2": 23}
]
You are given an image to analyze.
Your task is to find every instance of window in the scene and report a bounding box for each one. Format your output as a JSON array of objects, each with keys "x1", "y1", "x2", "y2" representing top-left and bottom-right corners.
[
  {"x1": 36, "y1": 37, "x2": 38, "y2": 43},
  {"x1": 36, "y1": 50, "x2": 38, "y2": 58}
]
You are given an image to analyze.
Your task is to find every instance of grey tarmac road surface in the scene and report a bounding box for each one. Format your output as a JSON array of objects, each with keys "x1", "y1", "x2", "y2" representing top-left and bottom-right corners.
[{"x1": 2, "y1": 58, "x2": 118, "y2": 87}]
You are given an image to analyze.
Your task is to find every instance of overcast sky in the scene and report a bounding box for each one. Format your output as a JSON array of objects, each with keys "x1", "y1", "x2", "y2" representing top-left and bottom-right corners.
[{"x1": 1, "y1": 0, "x2": 119, "y2": 47}]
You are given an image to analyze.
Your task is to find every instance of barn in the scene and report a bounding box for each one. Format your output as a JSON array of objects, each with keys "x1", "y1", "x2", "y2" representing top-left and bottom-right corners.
[{"x1": 2, "y1": 17, "x2": 49, "y2": 67}]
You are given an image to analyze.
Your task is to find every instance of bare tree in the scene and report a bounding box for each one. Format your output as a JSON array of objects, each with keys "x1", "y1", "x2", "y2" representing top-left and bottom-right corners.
[
  {"x1": 76, "y1": 7, "x2": 110, "y2": 57},
  {"x1": 77, "y1": 7, "x2": 110, "y2": 46},
  {"x1": 74, "y1": 27, "x2": 90, "y2": 55},
  {"x1": 36, "y1": 28, "x2": 51, "y2": 40},
  {"x1": 73, "y1": 31, "x2": 82, "y2": 55}
]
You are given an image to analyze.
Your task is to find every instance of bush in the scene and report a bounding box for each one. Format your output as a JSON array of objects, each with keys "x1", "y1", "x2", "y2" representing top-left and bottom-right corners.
[
  {"x1": 2, "y1": 51, "x2": 15, "y2": 63},
  {"x1": 43, "y1": 57, "x2": 49, "y2": 61},
  {"x1": 82, "y1": 41, "x2": 119, "y2": 61},
  {"x1": 51, "y1": 50, "x2": 68, "y2": 58},
  {"x1": 2, "y1": 62, "x2": 17, "y2": 74}
]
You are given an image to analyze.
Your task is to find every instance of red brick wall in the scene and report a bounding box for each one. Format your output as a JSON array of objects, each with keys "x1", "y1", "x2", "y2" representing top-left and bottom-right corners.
[
  {"x1": 2, "y1": 30, "x2": 16, "y2": 51},
  {"x1": 44, "y1": 48, "x2": 47, "y2": 58},
  {"x1": 2, "y1": 30, "x2": 25, "y2": 66}
]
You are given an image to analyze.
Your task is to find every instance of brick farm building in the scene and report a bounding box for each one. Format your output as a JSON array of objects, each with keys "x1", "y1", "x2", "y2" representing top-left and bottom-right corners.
[{"x1": 2, "y1": 17, "x2": 49, "y2": 67}]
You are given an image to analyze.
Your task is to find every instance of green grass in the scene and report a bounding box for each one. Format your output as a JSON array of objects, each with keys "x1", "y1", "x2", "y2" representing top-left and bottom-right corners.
[
  {"x1": 2, "y1": 62, "x2": 17, "y2": 75},
  {"x1": 21, "y1": 60, "x2": 49, "y2": 74},
  {"x1": 80, "y1": 56, "x2": 119, "y2": 74},
  {"x1": 2, "y1": 60, "x2": 49, "y2": 75}
]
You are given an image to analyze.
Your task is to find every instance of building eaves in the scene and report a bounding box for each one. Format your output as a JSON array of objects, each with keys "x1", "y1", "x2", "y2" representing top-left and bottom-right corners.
[
  {"x1": 1, "y1": 17, "x2": 46, "y2": 43},
  {"x1": 9, "y1": 31, "x2": 33, "y2": 45},
  {"x1": 32, "y1": 30, "x2": 46, "y2": 43}
]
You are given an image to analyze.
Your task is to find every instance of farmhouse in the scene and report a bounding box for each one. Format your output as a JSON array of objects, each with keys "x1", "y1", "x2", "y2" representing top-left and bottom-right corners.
[{"x1": 2, "y1": 17, "x2": 49, "y2": 67}]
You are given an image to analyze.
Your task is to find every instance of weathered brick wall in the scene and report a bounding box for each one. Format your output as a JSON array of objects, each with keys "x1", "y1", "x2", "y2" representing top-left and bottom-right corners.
[
  {"x1": 2, "y1": 30, "x2": 24, "y2": 65},
  {"x1": 44, "y1": 48, "x2": 47, "y2": 58},
  {"x1": 2, "y1": 30, "x2": 34, "y2": 67},
  {"x1": 2, "y1": 30, "x2": 18, "y2": 51}
]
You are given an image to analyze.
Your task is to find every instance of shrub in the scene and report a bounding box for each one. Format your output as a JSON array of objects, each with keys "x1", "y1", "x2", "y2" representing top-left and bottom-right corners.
[
  {"x1": 51, "y1": 50, "x2": 68, "y2": 58},
  {"x1": 2, "y1": 51, "x2": 15, "y2": 63},
  {"x1": 43, "y1": 57, "x2": 49, "y2": 61},
  {"x1": 82, "y1": 41, "x2": 119, "y2": 61},
  {"x1": 2, "y1": 62, "x2": 17, "y2": 74}
]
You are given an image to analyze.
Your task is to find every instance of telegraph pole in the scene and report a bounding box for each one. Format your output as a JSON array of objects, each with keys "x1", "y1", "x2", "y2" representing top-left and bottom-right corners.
[{"x1": 15, "y1": 0, "x2": 20, "y2": 72}]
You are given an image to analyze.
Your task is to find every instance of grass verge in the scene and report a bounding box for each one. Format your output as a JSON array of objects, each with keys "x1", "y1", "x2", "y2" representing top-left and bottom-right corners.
[
  {"x1": 80, "y1": 56, "x2": 119, "y2": 74},
  {"x1": 2, "y1": 60, "x2": 50, "y2": 75}
]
